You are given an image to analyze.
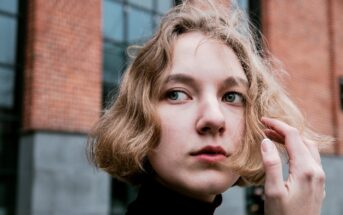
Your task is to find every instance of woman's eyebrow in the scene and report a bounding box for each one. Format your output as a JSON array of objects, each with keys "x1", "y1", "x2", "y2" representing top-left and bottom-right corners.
[
  {"x1": 223, "y1": 76, "x2": 248, "y2": 88},
  {"x1": 165, "y1": 74, "x2": 248, "y2": 89},
  {"x1": 165, "y1": 74, "x2": 196, "y2": 87}
]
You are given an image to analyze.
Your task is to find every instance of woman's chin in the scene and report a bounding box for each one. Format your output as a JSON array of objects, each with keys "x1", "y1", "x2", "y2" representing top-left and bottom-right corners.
[{"x1": 185, "y1": 174, "x2": 239, "y2": 198}]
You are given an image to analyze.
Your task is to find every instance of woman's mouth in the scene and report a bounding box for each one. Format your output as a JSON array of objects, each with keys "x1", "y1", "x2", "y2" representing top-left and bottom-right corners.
[{"x1": 190, "y1": 146, "x2": 227, "y2": 162}]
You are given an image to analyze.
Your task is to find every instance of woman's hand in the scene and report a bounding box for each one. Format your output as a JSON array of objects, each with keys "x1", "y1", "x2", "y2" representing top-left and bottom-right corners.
[{"x1": 260, "y1": 117, "x2": 325, "y2": 215}]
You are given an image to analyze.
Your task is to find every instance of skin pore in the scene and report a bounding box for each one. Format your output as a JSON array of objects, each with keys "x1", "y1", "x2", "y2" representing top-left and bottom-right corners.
[{"x1": 148, "y1": 32, "x2": 248, "y2": 202}]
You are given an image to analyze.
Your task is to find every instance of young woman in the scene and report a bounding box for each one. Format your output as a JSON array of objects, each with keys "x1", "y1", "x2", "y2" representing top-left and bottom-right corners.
[{"x1": 88, "y1": 1, "x2": 331, "y2": 214}]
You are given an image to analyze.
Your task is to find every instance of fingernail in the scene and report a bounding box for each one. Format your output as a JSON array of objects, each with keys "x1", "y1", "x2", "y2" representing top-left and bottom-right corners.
[{"x1": 261, "y1": 138, "x2": 273, "y2": 152}]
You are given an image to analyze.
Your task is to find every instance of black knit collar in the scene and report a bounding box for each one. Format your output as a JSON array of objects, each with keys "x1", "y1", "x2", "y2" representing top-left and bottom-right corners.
[{"x1": 126, "y1": 179, "x2": 222, "y2": 215}]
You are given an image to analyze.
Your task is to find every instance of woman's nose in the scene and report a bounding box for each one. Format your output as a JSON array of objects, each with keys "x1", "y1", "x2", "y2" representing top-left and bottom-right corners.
[{"x1": 196, "y1": 99, "x2": 226, "y2": 136}]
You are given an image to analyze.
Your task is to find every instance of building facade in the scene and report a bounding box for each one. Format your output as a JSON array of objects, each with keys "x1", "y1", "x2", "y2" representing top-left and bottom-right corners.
[{"x1": 0, "y1": 0, "x2": 342, "y2": 214}]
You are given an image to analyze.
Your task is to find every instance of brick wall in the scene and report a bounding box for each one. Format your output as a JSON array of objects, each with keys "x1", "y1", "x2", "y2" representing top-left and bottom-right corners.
[
  {"x1": 23, "y1": 0, "x2": 102, "y2": 133},
  {"x1": 262, "y1": 0, "x2": 343, "y2": 154}
]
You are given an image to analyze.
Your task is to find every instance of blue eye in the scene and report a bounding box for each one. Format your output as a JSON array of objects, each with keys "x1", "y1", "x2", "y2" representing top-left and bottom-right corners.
[
  {"x1": 223, "y1": 92, "x2": 244, "y2": 105},
  {"x1": 166, "y1": 91, "x2": 189, "y2": 101}
]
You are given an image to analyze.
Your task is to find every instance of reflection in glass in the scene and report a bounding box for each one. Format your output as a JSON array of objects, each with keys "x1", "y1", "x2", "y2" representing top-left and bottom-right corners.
[
  {"x1": 0, "y1": 67, "x2": 14, "y2": 109},
  {"x1": 153, "y1": 14, "x2": 162, "y2": 31},
  {"x1": 0, "y1": 0, "x2": 18, "y2": 14},
  {"x1": 237, "y1": 0, "x2": 249, "y2": 12},
  {"x1": 103, "y1": 0, "x2": 124, "y2": 42},
  {"x1": 0, "y1": 16, "x2": 17, "y2": 65},
  {"x1": 128, "y1": 7, "x2": 153, "y2": 44},
  {"x1": 103, "y1": 42, "x2": 125, "y2": 85},
  {"x1": 157, "y1": 1, "x2": 173, "y2": 14},
  {"x1": 128, "y1": 0, "x2": 153, "y2": 10}
]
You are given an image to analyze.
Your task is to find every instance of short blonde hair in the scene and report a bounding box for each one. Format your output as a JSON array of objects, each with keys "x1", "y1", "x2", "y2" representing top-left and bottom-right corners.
[{"x1": 88, "y1": 0, "x2": 332, "y2": 186}]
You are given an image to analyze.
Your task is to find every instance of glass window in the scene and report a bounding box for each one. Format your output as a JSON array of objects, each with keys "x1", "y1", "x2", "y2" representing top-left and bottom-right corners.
[
  {"x1": 0, "y1": 16, "x2": 17, "y2": 65},
  {"x1": 0, "y1": 67, "x2": 15, "y2": 109},
  {"x1": 103, "y1": 42, "x2": 125, "y2": 85},
  {"x1": 128, "y1": 0, "x2": 153, "y2": 10},
  {"x1": 157, "y1": 1, "x2": 173, "y2": 14},
  {"x1": 0, "y1": 121, "x2": 18, "y2": 215},
  {"x1": 0, "y1": 178, "x2": 7, "y2": 215},
  {"x1": 0, "y1": 0, "x2": 18, "y2": 14},
  {"x1": 0, "y1": 122, "x2": 18, "y2": 171},
  {"x1": 103, "y1": 0, "x2": 124, "y2": 42},
  {"x1": 0, "y1": 1, "x2": 19, "y2": 215},
  {"x1": 0, "y1": 171, "x2": 16, "y2": 215},
  {"x1": 153, "y1": 14, "x2": 162, "y2": 31},
  {"x1": 128, "y1": 7, "x2": 153, "y2": 44},
  {"x1": 237, "y1": 0, "x2": 249, "y2": 12}
]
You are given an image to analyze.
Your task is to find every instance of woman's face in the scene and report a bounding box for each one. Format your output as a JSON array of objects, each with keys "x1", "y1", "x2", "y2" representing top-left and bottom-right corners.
[{"x1": 148, "y1": 32, "x2": 248, "y2": 202}]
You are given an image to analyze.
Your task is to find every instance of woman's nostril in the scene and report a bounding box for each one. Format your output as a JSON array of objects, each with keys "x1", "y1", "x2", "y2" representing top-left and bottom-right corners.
[
  {"x1": 201, "y1": 127, "x2": 210, "y2": 133},
  {"x1": 199, "y1": 124, "x2": 225, "y2": 135},
  {"x1": 218, "y1": 127, "x2": 225, "y2": 133}
]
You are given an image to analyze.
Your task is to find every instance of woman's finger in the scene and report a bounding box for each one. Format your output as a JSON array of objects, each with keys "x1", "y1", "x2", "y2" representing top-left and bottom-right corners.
[
  {"x1": 261, "y1": 138, "x2": 287, "y2": 197},
  {"x1": 303, "y1": 139, "x2": 322, "y2": 165},
  {"x1": 261, "y1": 117, "x2": 310, "y2": 162},
  {"x1": 264, "y1": 128, "x2": 285, "y2": 144}
]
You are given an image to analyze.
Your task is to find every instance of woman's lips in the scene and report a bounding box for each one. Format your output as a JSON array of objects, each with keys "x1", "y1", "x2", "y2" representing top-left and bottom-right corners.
[
  {"x1": 190, "y1": 145, "x2": 227, "y2": 162},
  {"x1": 194, "y1": 154, "x2": 227, "y2": 162}
]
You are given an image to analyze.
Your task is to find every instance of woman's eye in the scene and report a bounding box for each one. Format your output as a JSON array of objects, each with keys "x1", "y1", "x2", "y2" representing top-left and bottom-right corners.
[
  {"x1": 223, "y1": 92, "x2": 245, "y2": 105},
  {"x1": 166, "y1": 90, "x2": 189, "y2": 101}
]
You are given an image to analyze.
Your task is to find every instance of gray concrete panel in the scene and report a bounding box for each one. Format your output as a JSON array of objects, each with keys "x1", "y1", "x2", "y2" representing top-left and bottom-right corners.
[
  {"x1": 17, "y1": 132, "x2": 110, "y2": 215},
  {"x1": 321, "y1": 156, "x2": 343, "y2": 215}
]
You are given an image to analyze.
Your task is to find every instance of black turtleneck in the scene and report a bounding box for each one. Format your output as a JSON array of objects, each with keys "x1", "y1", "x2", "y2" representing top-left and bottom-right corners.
[{"x1": 126, "y1": 179, "x2": 222, "y2": 215}]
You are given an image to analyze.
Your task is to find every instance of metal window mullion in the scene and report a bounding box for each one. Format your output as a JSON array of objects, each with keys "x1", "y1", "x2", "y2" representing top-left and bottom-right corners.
[
  {"x1": 0, "y1": 62, "x2": 15, "y2": 70},
  {"x1": 152, "y1": 0, "x2": 157, "y2": 30},
  {"x1": 103, "y1": 37, "x2": 125, "y2": 47},
  {"x1": 0, "y1": 10, "x2": 17, "y2": 18},
  {"x1": 123, "y1": 0, "x2": 129, "y2": 64}
]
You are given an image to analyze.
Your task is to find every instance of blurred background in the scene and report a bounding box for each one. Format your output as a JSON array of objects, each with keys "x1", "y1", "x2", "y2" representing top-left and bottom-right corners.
[{"x1": 0, "y1": 0, "x2": 342, "y2": 214}]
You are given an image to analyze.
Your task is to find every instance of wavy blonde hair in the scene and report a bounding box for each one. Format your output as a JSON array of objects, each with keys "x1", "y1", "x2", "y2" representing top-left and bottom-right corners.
[{"x1": 88, "y1": 0, "x2": 332, "y2": 186}]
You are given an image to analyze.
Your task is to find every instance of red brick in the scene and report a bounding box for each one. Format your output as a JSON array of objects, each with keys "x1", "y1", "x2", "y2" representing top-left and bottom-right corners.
[{"x1": 23, "y1": 0, "x2": 102, "y2": 133}]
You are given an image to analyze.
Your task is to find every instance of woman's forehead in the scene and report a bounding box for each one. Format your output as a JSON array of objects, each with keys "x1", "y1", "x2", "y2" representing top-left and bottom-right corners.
[{"x1": 168, "y1": 32, "x2": 247, "y2": 82}]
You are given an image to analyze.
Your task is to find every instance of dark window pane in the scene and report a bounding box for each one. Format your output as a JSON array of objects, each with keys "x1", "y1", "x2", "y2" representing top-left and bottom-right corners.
[
  {"x1": 0, "y1": 120, "x2": 18, "y2": 215},
  {"x1": 0, "y1": 16, "x2": 17, "y2": 65},
  {"x1": 0, "y1": 122, "x2": 18, "y2": 170},
  {"x1": 103, "y1": 0, "x2": 124, "y2": 42},
  {"x1": 0, "y1": 176, "x2": 15, "y2": 215},
  {"x1": 0, "y1": 183, "x2": 5, "y2": 213},
  {"x1": 128, "y1": 0, "x2": 153, "y2": 10},
  {"x1": 157, "y1": 0, "x2": 173, "y2": 14},
  {"x1": 128, "y1": 7, "x2": 153, "y2": 44},
  {"x1": 0, "y1": 0, "x2": 18, "y2": 14},
  {"x1": 103, "y1": 42, "x2": 125, "y2": 86},
  {"x1": 0, "y1": 67, "x2": 15, "y2": 109}
]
